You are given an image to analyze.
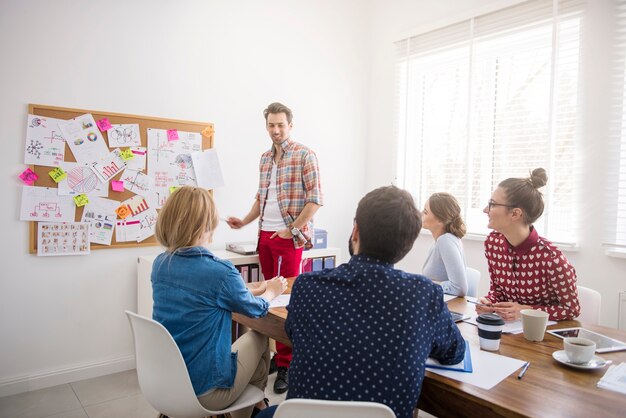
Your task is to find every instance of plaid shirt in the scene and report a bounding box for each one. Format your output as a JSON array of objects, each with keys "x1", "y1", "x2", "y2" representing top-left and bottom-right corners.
[{"x1": 255, "y1": 139, "x2": 323, "y2": 248}]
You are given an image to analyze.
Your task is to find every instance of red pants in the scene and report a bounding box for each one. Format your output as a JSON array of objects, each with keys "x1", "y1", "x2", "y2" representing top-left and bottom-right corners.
[{"x1": 258, "y1": 230, "x2": 303, "y2": 367}]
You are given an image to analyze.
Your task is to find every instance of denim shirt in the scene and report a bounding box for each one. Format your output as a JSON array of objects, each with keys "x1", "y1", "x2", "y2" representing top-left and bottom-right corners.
[{"x1": 151, "y1": 247, "x2": 269, "y2": 395}]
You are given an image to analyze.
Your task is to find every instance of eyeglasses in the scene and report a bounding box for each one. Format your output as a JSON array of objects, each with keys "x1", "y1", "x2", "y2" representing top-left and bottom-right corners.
[{"x1": 487, "y1": 200, "x2": 516, "y2": 211}]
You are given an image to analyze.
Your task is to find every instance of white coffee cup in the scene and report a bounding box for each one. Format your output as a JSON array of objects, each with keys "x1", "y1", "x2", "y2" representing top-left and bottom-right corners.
[
  {"x1": 520, "y1": 309, "x2": 549, "y2": 342},
  {"x1": 563, "y1": 337, "x2": 596, "y2": 364}
]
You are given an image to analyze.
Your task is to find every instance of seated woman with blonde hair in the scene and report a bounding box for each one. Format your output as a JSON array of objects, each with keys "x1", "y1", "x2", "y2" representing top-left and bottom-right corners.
[
  {"x1": 151, "y1": 186, "x2": 287, "y2": 418},
  {"x1": 422, "y1": 192, "x2": 468, "y2": 296},
  {"x1": 475, "y1": 168, "x2": 580, "y2": 321}
]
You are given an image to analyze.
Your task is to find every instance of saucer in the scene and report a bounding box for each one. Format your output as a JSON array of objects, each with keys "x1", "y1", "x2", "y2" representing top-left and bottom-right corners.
[{"x1": 552, "y1": 350, "x2": 608, "y2": 370}]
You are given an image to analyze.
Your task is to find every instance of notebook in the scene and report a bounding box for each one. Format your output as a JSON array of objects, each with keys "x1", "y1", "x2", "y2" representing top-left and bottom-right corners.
[{"x1": 426, "y1": 341, "x2": 473, "y2": 373}]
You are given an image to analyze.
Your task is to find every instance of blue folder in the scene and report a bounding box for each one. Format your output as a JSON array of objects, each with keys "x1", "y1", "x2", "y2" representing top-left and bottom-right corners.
[{"x1": 425, "y1": 340, "x2": 473, "y2": 373}]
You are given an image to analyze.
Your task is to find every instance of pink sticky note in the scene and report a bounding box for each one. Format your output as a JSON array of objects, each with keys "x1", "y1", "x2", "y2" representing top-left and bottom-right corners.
[
  {"x1": 97, "y1": 118, "x2": 112, "y2": 131},
  {"x1": 19, "y1": 168, "x2": 39, "y2": 185},
  {"x1": 167, "y1": 129, "x2": 179, "y2": 141},
  {"x1": 111, "y1": 180, "x2": 125, "y2": 192}
]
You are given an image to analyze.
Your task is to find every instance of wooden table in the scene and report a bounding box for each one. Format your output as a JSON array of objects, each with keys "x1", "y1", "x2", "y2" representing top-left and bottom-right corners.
[{"x1": 232, "y1": 279, "x2": 626, "y2": 417}]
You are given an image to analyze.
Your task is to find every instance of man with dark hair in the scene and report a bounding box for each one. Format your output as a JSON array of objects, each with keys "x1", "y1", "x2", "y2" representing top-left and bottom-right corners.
[
  {"x1": 227, "y1": 102, "x2": 323, "y2": 393},
  {"x1": 257, "y1": 185, "x2": 465, "y2": 418}
]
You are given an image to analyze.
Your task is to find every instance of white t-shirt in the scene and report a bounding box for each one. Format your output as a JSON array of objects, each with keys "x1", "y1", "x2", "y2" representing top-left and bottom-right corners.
[{"x1": 261, "y1": 163, "x2": 287, "y2": 231}]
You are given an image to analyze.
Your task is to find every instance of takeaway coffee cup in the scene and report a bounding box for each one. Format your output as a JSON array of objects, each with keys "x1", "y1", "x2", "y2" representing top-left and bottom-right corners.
[
  {"x1": 521, "y1": 309, "x2": 549, "y2": 342},
  {"x1": 476, "y1": 313, "x2": 506, "y2": 351},
  {"x1": 564, "y1": 337, "x2": 596, "y2": 364}
]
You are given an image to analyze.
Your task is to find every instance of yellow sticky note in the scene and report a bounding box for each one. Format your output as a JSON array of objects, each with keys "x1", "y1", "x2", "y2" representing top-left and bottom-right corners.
[
  {"x1": 74, "y1": 194, "x2": 89, "y2": 207},
  {"x1": 120, "y1": 148, "x2": 135, "y2": 161},
  {"x1": 49, "y1": 167, "x2": 67, "y2": 183},
  {"x1": 169, "y1": 186, "x2": 180, "y2": 194}
]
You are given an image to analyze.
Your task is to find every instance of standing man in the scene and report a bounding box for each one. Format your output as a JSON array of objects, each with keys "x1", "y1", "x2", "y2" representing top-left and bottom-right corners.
[{"x1": 227, "y1": 102, "x2": 323, "y2": 394}]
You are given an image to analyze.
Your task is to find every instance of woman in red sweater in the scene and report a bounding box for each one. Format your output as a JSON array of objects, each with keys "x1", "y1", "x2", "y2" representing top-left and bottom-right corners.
[{"x1": 475, "y1": 168, "x2": 580, "y2": 321}]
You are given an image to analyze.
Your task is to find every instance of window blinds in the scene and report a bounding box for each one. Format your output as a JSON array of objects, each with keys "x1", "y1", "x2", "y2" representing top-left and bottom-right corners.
[{"x1": 395, "y1": 0, "x2": 584, "y2": 244}]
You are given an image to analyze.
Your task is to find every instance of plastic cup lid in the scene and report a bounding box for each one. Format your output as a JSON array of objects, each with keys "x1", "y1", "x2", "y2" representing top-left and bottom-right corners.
[{"x1": 476, "y1": 313, "x2": 505, "y2": 326}]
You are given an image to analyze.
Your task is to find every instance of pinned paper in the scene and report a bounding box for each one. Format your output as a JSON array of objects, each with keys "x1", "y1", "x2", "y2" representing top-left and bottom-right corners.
[
  {"x1": 120, "y1": 148, "x2": 135, "y2": 160},
  {"x1": 74, "y1": 194, "x2": 89, "y2": 207},
  {"x1": 111, "y1": 180, "x2": 125, "y2": 192},
  {"x1": 121, "y1": 194, "x2": 149, "y2": 217},
  {"x1": 49, "y1": 167, "x2": 67, "y2": 183},
  {"x1": 19, "y1": 168, "x2": 39, "y2": 185},
  {"x1": 96, "y1": 118, "x2": 112, "y2": 131},
  {"x1": 90, "y1": 148, "x2": 127, "y2": 183},
  {"x1": 169, "y1": 186, "x2": 180, "y2": 194},
  {"x1": 167, "y1": 129, "x2": 179, "y2": 141},
  {"x1": 116, "y1": 205, "x2": 131, "y2": 219}
]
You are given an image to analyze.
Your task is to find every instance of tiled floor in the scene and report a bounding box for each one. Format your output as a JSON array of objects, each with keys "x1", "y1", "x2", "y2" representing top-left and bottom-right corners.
[
  {"x1": 0, "y1": 370, "x2": 436, "y2": 418},
  {"x1": 0, "y1": 370, "x2": 287, "y2": 418}
]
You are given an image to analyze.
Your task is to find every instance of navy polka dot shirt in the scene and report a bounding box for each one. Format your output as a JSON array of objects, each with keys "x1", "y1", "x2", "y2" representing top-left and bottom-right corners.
[{"x1": 285, "y1": 254, "x2": 465, "y2": 418}]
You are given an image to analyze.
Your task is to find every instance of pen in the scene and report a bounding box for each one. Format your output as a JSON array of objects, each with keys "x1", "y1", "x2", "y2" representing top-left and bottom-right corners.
[
  {"x1": 467, "y1": 299, "x2": 493, "y2": 308},
  {"x1": 277, "y1": 256, "x2": 282, "y2": 277},
  {"x1": 518, "y1": 361, "x2": 530, "y2": 379}
]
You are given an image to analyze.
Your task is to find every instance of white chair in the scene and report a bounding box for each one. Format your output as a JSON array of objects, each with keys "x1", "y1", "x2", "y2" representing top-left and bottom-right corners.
[
  {"x1": 273, "y1": 399, "x2": 397, "y2": 418},
  {"x1": 465, "y1": 267, "x2": 481, "y2": 298},
  {"x1": 576, "y1": 286, "x2": 601, "y2": 325},
  {"x1": 125, "y1": 311, "x2": 265, "y2": 418}
]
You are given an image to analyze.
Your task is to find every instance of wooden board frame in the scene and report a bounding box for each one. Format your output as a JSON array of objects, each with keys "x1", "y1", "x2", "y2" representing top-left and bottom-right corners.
[{"x1": 27, "y1": 104, "x2": 214, "y2": 253}]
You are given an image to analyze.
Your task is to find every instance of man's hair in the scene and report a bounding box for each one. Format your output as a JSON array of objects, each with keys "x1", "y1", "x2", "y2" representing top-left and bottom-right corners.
[
  {"x1": 355, "y1": 185, "x2": 422, "y2": 263},
  {"x1": 155, "y1": 186, "x2": 219, "y2": 252},
  {"x1": 263, "y1": 102, "x2": 293, "y2": 124}
]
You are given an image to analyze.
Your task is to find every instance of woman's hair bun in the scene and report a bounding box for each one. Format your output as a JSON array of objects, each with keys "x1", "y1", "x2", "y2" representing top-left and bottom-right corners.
[{"x1": 529, "y1": 168, "x2": 547, "y2": 189}]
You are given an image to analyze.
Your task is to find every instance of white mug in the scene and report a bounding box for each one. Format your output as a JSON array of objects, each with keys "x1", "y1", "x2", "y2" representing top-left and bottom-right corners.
[{"x1": 563, "y1": 337, "x2": 596, "y2": 364}]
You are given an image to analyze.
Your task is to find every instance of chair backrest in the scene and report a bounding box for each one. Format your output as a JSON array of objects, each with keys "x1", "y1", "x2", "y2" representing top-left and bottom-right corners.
[
  {"x1": 273, "y1": 399, "x2": 397, "y2": 418},
  {"x1": 125, "y1": 311, "x2": 209, "y2": 418},
  {"x1": 465, "y1": 267, "x2": 481, "y2": 298},
  {"x1": 576, "y1": 286, "x2": 601, "y2": 325}
]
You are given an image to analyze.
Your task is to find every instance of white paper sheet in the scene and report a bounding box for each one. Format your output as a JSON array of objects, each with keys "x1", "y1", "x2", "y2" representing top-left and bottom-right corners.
[
  {"x1": 20, "y1": 185, "x2": 76, "y2": 222},
  {"x1": 106, "y1": 124, "x2": 141, "y2": 147},
  {"x1": 58, "y1": 114, "x2": 109, "y2": 164},
  {"x1": 444, "y1": 294, "x2": 457, "y2": 302},
  {"x1": 24, "y1": 114, "x2": 66, "y2": 167},
  {"x1": 147, "y1": 128, "x2": 202, "y2": 208},
  {"x1": 126, "y1": 146, "x2": 147, "y2": 171},
  {"x1": 115, "y1": 219, "x2": 142, "y2": 242},
  {"x1": 191, "y1": 149, "x2": 225, "y2": 189},
  {"x1": 38, "y1": 222, "x2": 90, "y2": 256},
  {"x1": 81, "y1": 197, "x2": 118, "y2": 245},
  {"x1": 90, "y1": 148, "x2": 127, "y2": 183},
  {"x1": 269, "y1": 294, "x2": 291, "y2": 308},
  {"x1": 132, "y1": 208, "x2": 158, "y2": 242},
  {"x1": 57, "y1": 161, "x2": 108, "y2": 197},
  {"x1": 119, "y1": 168, "x2": 155, "y2": 197},
  {"x1": 426, "y1": 341, "x2": 526, "y2": 390}
]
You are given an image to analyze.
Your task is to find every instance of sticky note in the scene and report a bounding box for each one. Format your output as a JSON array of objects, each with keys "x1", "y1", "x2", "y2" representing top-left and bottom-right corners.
[
  {"x1": 74, "y1": 194, "x2": 89, "y2": 207},
  {"x1": 120, "y1": 148, "x2": 135, "y2": 160},
  {"x1": 116, "y1": 205, "x2": 131, "y2": 219},
  {"x1": 111, "y1": 180, "x2": 125, "y2": 192},
  {"x1": 96, "y1": 118, "x2": 112, "y2": 131},
  {"x1": 49, "y1": 167, "x2": 67, "y2": 183},
  {"x1": 167, "y1": 129, "x2": 179, "y2": 141},
  {"x1": 201, "y1": 126, "x2": 214, "y2": 137},
  {"x1": 169, "y1": 186, "x2": 181, "y2": 194},
  {"x1": 19, "y1": 168, "x2": 39, "y2": 185}
]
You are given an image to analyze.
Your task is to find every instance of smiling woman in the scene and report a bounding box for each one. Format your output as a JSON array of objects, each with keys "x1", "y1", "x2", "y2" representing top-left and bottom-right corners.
[{"x1": 475, "y1": 168, "x2": 580, "y2": 322}]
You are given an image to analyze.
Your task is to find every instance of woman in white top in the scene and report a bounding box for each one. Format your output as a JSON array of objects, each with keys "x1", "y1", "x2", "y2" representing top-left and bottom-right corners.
[{"x1": 422, "y1": 192, "x2": 468, "y2": 296}]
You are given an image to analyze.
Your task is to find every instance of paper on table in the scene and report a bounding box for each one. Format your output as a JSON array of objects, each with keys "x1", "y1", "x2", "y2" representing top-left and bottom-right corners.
[
  {"x1": 443, "y1": 294, "x2": 457, "y2": 302},
  {"x1": 191, "y1": 149, "x2": 225, "y2": 189},
  {"x1": 426, "y1": 341, "x2": 526, "y2": 390},
  {"x1": 269, "y1": 294, "x2": 291, "y2": 308},
  {"x1": 464, "y1": 313, "x2": 556, "y2": 334},
  {"x1": 598, "y1": 362, "x2": 626, "y2": 395}
]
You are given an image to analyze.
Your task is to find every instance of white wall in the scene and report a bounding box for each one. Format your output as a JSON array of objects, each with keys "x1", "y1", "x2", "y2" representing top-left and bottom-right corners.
[
  {"x1": 367, "y1": 0, "x2": 626, "y2": 327},
  {"x1": 0, "y1": 0, "x2": 369, "y2": 396}
]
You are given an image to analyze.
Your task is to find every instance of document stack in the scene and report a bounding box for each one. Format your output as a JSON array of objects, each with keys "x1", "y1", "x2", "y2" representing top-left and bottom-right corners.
[{"x1": 598, "y1": 362, "x2": 626, "y2": 395}]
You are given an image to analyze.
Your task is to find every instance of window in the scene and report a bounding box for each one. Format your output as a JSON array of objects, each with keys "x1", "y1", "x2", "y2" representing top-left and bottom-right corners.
[
  {"x1": 395, "y1": 0, "x2": 584, "y2": 244},
  {"x1": 605, "y1": 0, "x2": 626, "y2": 248}
]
